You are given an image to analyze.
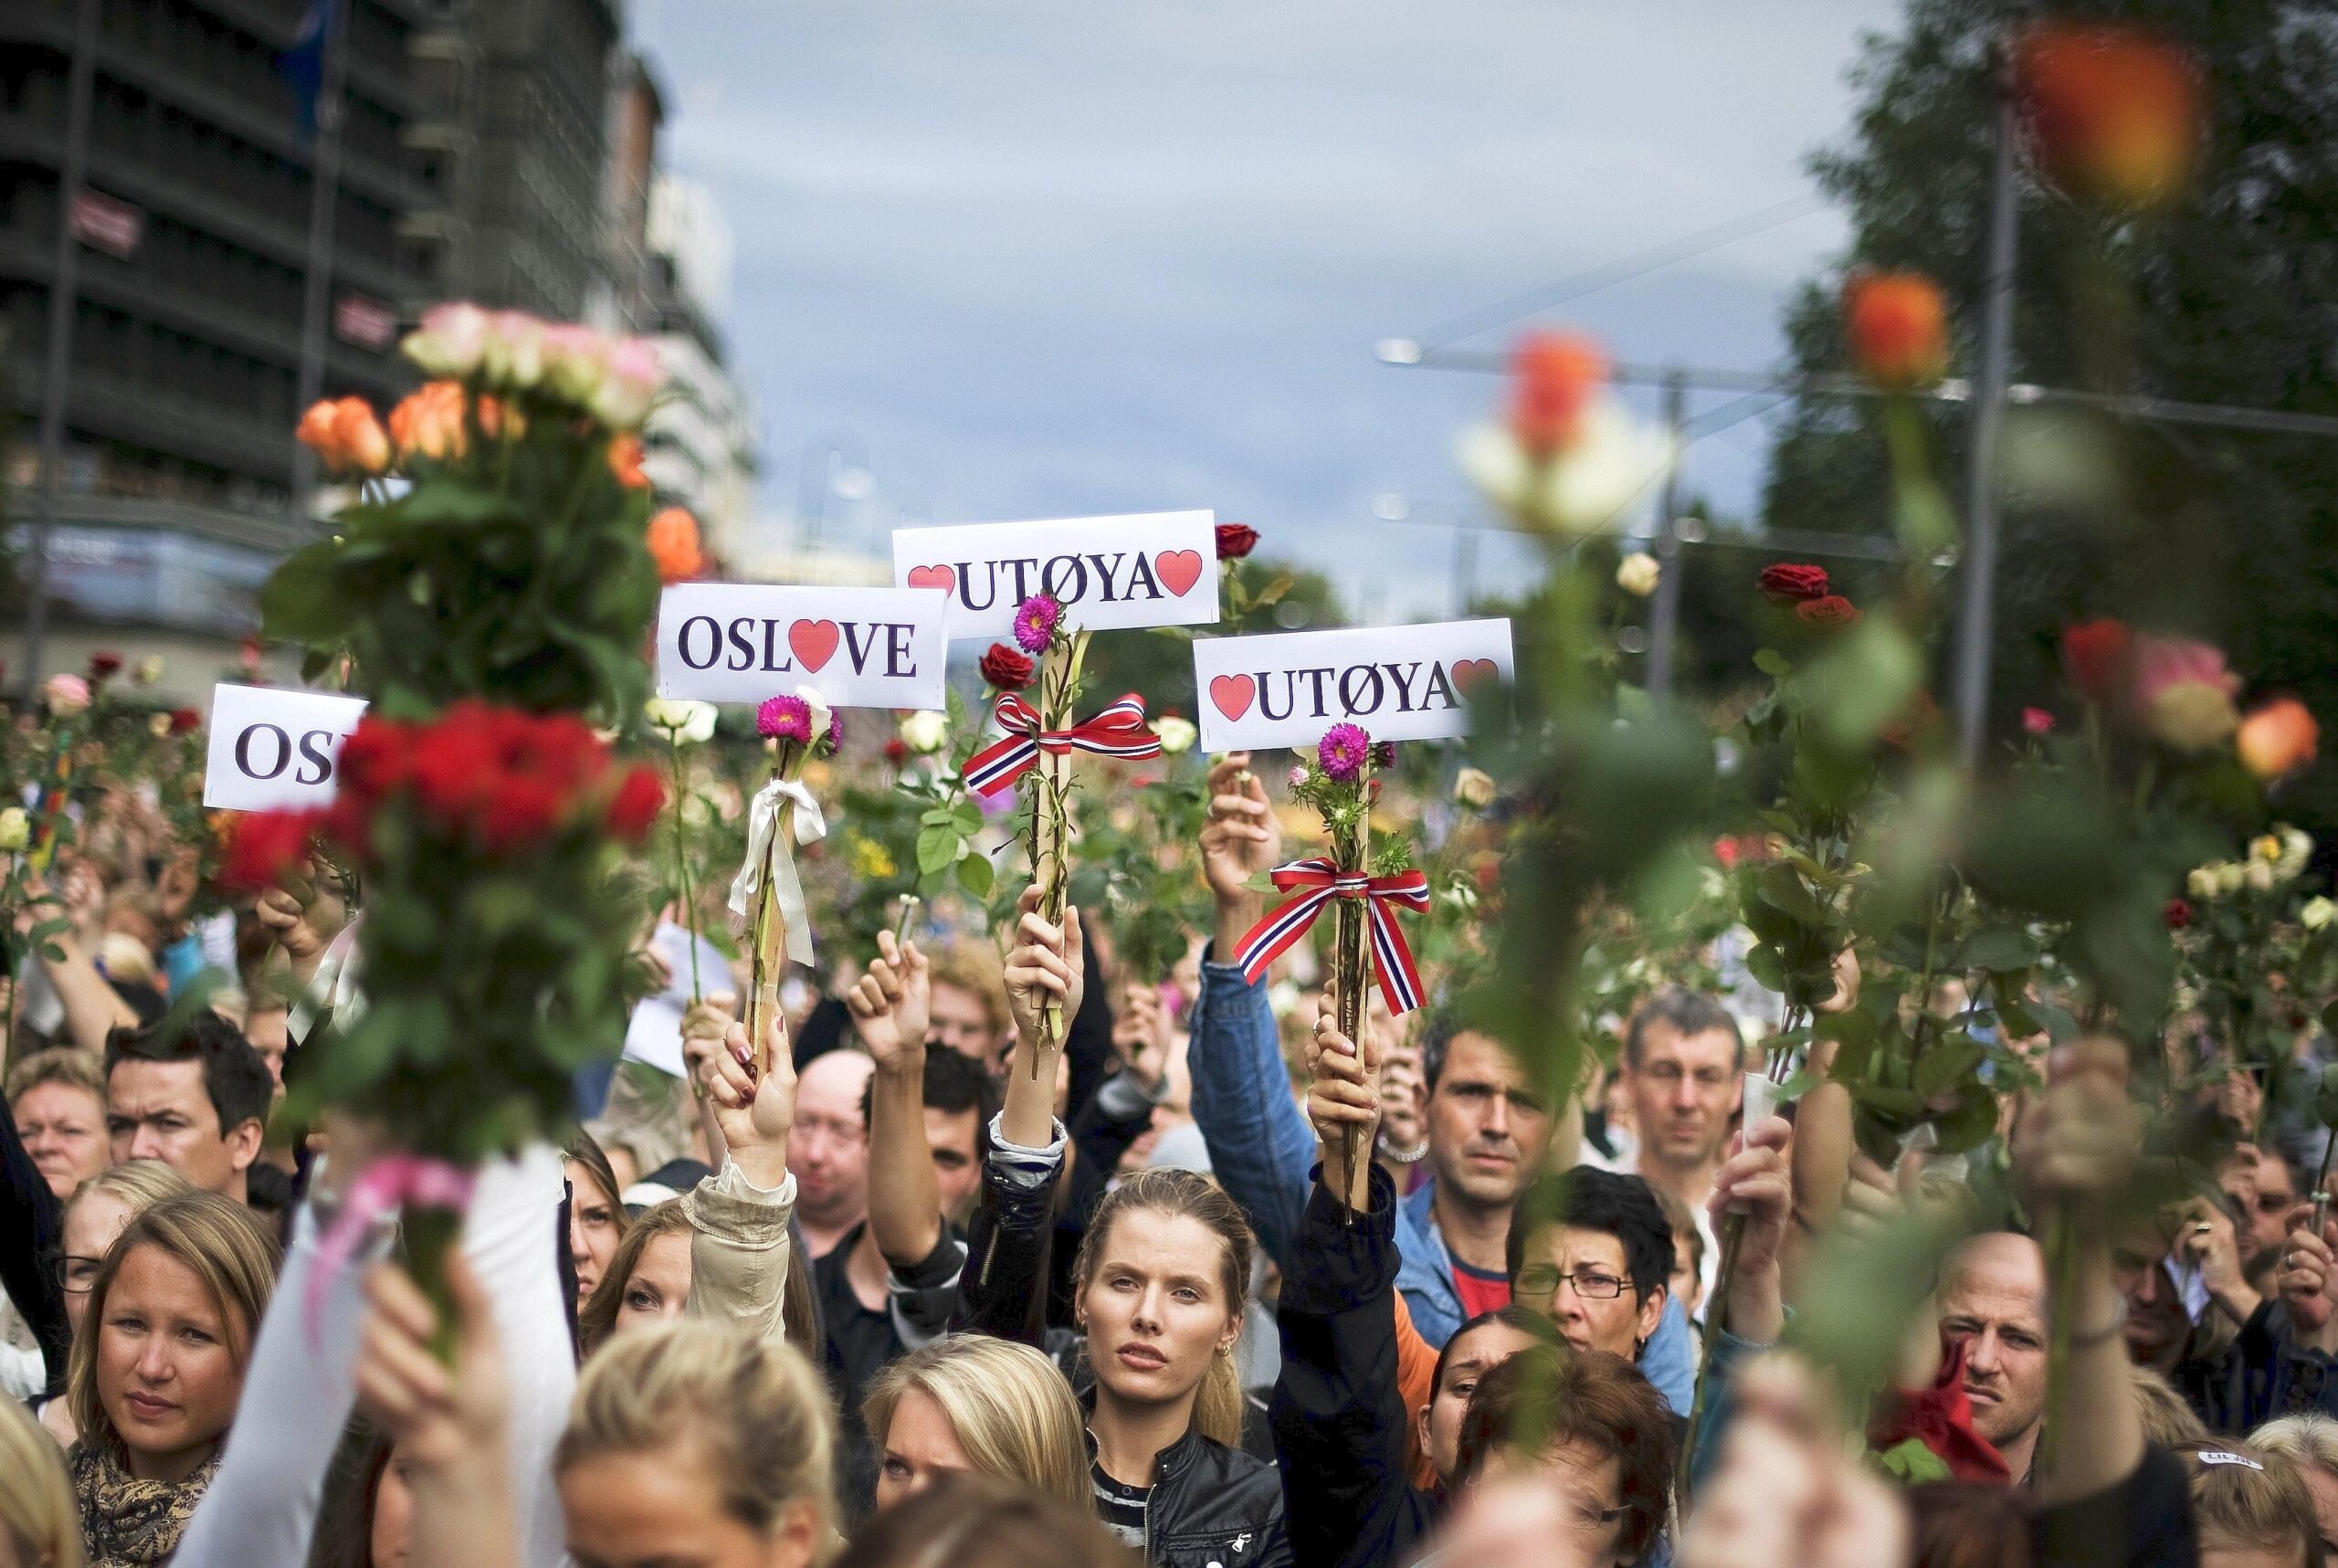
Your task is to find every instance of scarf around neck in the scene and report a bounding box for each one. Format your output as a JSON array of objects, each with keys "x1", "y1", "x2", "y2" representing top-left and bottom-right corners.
[{"x1": 70, "y1": 1441, "x2": 219, "y2": 1568}]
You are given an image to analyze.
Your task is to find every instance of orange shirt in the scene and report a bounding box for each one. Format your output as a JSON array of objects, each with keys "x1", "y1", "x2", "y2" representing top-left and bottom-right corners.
[{"x1": 1392, "y1": 1289, "x2": 1441, "y2": 1489}]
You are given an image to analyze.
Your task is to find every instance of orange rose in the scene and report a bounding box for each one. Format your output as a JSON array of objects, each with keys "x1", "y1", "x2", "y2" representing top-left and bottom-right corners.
[
  {"x1": 387, "y1": 381, "x2": 469, "y2": 464},
  {"x1": 608, "y1": 432, "x2": 648, "y2": 489},
  {"x1": 1507, "y1": 332, "x2": 1608, "y2": 455},
  {"x1": 297, "y1": 396, "x2": 389, "y2": 475},
  {"x1": 1844, "y1": 272, "x2": 1948, "y2": 388},
  {"x1": 2015, "y1": 23, "x2": 2201, "y2": 211},
  {"x1": 2237, "y1": 697, "x2": 2318, "y2": 781},
  {"x1": 647, "y1": 506, "x2": 703, "y2": 584}
]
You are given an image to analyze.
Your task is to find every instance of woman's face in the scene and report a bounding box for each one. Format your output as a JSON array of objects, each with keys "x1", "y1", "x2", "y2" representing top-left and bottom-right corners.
[
  {"x1": 1475, "y1": 1441, "x2": 1629, "y2": 1568},
  {"x1": 96, "y1": 1243, "x2": 249, "y2": 1482},
  {"x1": 1418, "y1": 1319, "x2": 1543, "y2": 1484},
  {"x1": 372, "y1": 1450, "x2": 416, "y2": 1568},
  {"x1": 61, "y1": 1189, "x2": 134, "y2": 1336},
  {"x1": 561, "y1": 1447, "x2": 816, "y2": 1568},
  {"x1": 1079, "y1": 1211, "x2": 1238, "y2": 1411},
  {"x1": 567, "y1": 1159, "x2": 621, "y2": 1302},
  {"x1": 614, "y1": 1232, "x2": 693, "y2": 1336},
  {"x1": 874, "y1": 1386, "x2": 974, "y2": 1511}
]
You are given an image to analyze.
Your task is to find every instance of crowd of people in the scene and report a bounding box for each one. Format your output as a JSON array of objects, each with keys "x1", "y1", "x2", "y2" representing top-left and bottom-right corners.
[{"x1": 2, "y1": 750, "x2": 2334, "y2": 1568}]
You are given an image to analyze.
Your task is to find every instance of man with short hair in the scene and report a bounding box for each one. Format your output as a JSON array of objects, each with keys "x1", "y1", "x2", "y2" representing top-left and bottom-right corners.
[
  {"x1": 243, "y1": 996, "x2": 292, "y2": 1091},
  {"x1": 103, "y1": 1015, "x2": 271, "y2": 1202},
  {"x1": 8, "y1": 1047, "x2": 110, "y2": 1201},
  {"x1": 1936, "y1": 1231, "x2": 2052, "y2": 1483},
  {"x1": 788, "y1": 1048, "x2": 874, "y2": 1258},
  {"x1": 922, "y1": 941, "x2": 1011, "y2": 1070},
  {"x1": 1612, "y1": 986, "x2": 1745, "y2": 1305}
]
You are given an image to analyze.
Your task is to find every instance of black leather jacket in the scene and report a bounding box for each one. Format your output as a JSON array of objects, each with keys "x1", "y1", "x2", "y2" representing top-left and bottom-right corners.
[{"x1": 955, "y1": 1117, "x2": 1290, "y2": 1568}]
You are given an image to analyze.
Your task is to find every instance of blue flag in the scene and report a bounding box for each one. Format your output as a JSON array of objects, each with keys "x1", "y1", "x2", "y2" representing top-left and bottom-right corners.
[{"x1": 278, "y1": 0, "x2": 332, "y2": 141}]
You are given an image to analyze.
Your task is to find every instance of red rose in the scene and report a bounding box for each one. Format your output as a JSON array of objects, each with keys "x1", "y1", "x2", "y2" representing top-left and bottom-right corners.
[
  {"x1": 979, "y1": 643, "x2": 1037, "y2": 691},
  {"x1": 218, "y1": 809, "x2": 316, "y2": 893},
  {"x1": 1712, "y1": 837, "x2": 1742, "y2": 870},
  {"x1": 479, "y1": 774, "x2": 566, "y2": 853},
  {"x1": 2164, "y1": 898, "x2": 2192, "y2": 930},
  {"x1": 2021, "y1": 707, "x2": 2056, "y2": 736},
  {"x1": 1796, "y1": 595, "x2": 1862, "y2": 629},
  {"x1": 606, "y1": 764, "x2": 666, "y2": 843},
  {"x1": 883, "y1": 738, "x2": 909, "y2": 765},
  {"x1": 88, "y1": 651, "x2": 123, "y2": 681},
  {"x1": 315, "y1": 795, "x2": 373, "y2": 864},
  {"x1": 409, "y1": 705, "x2": 503, "y2": 823},
  {"x1": 1508, "y1": 332, "x2": 1608, "y2": 454},
  {"x1": 167, "y1": 708, "x2": 202, "y2": 735},
  {"x1": 335, "y1": 717, "x2": 415, "y2": 805},
  {"x1": 1843, "y1": 272, "x2": 1949, "y2": 388},
  {"x1": 2015, "y1": 23, "x2": 2200, "y2": 211},
  {"x1": 1758, "y1": 563, "x2": 1830, "y2": 604},
  {"x1": 1216, "y1": 523, "x2": 1259, "y2": 560},
  {"x1": 2059, "y1": 619, "x2": 2133, "y2": 706}
]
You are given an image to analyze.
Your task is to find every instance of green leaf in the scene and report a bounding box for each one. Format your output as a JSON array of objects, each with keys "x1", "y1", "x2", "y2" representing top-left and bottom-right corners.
[
  {"x1": 1911, "y1": 1036, "x2": 1986, "y2": 1097},
  {"x1": 1744, "y1": 942, "x2": 1786, "y2": 993},
  {"x1": 1753, "y1": 647, "x2": 1793, "y2": 678},
  {"x1": 1758, "y1": 862, "x2": 1825, "y2": 927},
  {"x1": 915, "y1": 825, "x2": 959, "y2": 876},
  {"x1": 955, "y1": 851, "x2": 995, "y2": 900}
]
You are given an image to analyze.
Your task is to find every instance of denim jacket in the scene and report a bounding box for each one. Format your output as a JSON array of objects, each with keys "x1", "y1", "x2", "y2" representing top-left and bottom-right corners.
[{"x1": 1186, "y1": 954, "x2": 1695, "y2": 1413}]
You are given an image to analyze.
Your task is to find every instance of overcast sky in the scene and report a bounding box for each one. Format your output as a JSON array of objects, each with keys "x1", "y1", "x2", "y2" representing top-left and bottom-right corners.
[{"x1": 632, "y1": 0, "x2": 1906, "y2": 620}]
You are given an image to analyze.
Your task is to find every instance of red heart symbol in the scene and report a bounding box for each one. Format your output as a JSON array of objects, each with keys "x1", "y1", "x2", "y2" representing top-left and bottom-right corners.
[
  {"x1": 1208, "y1": 674, "x2": 1255, "y2": 721},
  {"x1": 906, "y1": 564, "x2": 954, "y2": 594},
  {"x1": 788, "y1": 619, "x2": 840, "y2": 673},
  {"x1": 1154, "y1": 550, "x2": 1205, "y2": 597},
  {"x1": 1452, "y1": 658, "x2": 1499, "y2": 691}
]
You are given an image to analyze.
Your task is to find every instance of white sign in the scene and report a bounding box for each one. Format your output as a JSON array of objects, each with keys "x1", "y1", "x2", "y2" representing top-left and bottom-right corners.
[
  {"x1": 1191, "y1": 619, "x2": 1513, "y2": 753},
  {"x1": 620, "y1": 921, "x2": 737, "y2": 1078},
  {"x1": 655, "y1": 584, "x2": 949, "y2": 708},
  {"x1": 202, "y1": 684, "x2": 369, "y2": 811},
  {"x1": 891, "y1": 510, "x2": 1220, "y2": 641}
]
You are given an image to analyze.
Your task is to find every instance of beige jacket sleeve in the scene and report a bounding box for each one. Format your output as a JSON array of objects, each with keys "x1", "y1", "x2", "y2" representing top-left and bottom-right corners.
[{"x1": 681, "y1": 1159, "x2": 798, "y2": 1345}]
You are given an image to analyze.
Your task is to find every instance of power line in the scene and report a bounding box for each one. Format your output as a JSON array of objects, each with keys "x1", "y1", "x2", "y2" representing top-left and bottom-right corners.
[{"x1": 1401, "y1": 193, "x2": 1828, "y2": 354}]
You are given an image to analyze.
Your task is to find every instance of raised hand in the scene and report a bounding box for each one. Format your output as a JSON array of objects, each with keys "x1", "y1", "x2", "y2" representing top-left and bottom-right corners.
[
  {"x1": 1201, "y1": 753, "x2": 1280, "y2": 948},
  {"x1": 847, "y1": 931, "x2": 931, "y2": 1073},
  {"x1": 2278, "y1": 1206, "x2": 2338, "y2": 1345},
  {"x1": 1003, "y1": 886, "x2": 1084, "y2": 1049},
  {"x1": 1710, "y1": 1115, "x2": 1794, "y2": 1342},
  {"x1": 2178, "y1": 1194, "x2": 2259, "y2": 1327},
  {"x1": 1111, "y1": 981, "x2": 1172, "y2": 1091},
  {"x1": 2013, "y1": 1037, "x2": 2140, "y2": 1223},
  {"x1": 1306, "y1": 1009, "x2": 1383, "y2": 1211},
  {"x1": 703, "y1": 1016, "x2": 795, "y2": 1190}
]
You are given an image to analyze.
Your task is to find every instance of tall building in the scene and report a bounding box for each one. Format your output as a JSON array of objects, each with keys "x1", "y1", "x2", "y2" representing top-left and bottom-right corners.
[
  {"x1": 0, "y1": 0, "x2": 436, "y2": 696},
  {"x1": 640, "y1": 170, "x2": 753, "y2": 563},
  {"x1": 401, "y1": 0, "x2": 619, "y2": 320}
]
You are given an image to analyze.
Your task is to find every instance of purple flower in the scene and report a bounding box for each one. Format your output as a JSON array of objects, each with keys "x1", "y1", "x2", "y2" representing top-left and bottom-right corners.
[
  {"x1": 757, "y1": 694, "x2": 813, "y2": 743},
  {"x1": 1013, "y1": 594, "x2": 1061, "y2": 656},
  {"x1": 1287, "y1": 765, "x2": 1309, "y2": 789},
  {"x1": 1318, "y1": 723, "x2": 1371, "y2": 784},
  {"x1": 1373, "y1": 741, "x2": 1397, "y2": 768},
  {"x1": 826, "y1": 712, "x2": 844, "y2": 752}
]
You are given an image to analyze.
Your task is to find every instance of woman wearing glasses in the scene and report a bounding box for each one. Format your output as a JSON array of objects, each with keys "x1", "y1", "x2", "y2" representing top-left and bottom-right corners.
[{"x1": 41, "y1": 1162, "x2": 193, "y2": 1447}]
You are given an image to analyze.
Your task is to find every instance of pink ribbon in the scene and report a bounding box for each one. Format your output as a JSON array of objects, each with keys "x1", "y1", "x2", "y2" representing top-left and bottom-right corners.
[{"x1": 306, "y1": 1154, "x2": 477, "y2": 1346}]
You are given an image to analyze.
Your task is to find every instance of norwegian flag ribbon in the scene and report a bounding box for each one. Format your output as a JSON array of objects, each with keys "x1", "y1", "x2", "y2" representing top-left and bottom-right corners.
[
  {"x1": 1233, "y1": 857, "x2": 1433, "y2": 1015},
  {"x1": 963, "y1": 691, "x2": 1163, "y2": 797}
]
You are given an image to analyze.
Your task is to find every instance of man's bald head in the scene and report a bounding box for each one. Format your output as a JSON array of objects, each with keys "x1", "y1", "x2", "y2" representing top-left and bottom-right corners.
[
  {"x1": 789, "y1": 1048, "x2": 876, "y2": 1239},
  {"x1": 1938, "y1": 1232, "x2": 2050, "y2": 1473}
]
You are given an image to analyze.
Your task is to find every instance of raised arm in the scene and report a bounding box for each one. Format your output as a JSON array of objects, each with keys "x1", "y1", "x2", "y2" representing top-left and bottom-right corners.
[
  {"x1": 16, "y1": 876, "x2": 137, "y2": 1053},
  {"x1": 846, "y1": 932, "x2": 943, "y2": 1268},
  {"x1": 683, "y1": 1015, "x2": 800, "y2": 1345},
  {"x1": 1270, "y1": 1016, "x2": 1430, "y2": 1568},
  {"x1": 1189, "y1": 753, "x2": 1316, "y2": 1262}
]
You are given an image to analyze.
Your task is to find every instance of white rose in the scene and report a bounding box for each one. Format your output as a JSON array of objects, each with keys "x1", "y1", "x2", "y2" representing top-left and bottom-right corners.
[
  {"x1": 1452, "y1": 766, "x2": 1497, "y2": 810},
  {"x1": 147, "y1": 712, "x2": 171, "y2": 738},
  {"x1": 0, "y1": 807, "x2": 26, "y2": 852},
  {"x1": 2278, "y1": 826, "x2": 2314, "y2": 882},
  {"x1": 2301, "y1": 896, "x2": 2336, "y2": 932},
  {"x1": 899, "y1": 710, "x2": 948, "y2": 755},
  {"x1": 1150, "y1": 715, "x2": 1196, "y2": 754},
  {"x1": 795, "y1": 687, "x2": 833, "y2": 746},
  {"x1": 1532, "y1": 399, "x2": 1677, "y2": 538},
  {"x1": 133, "y1": 656, "x2": 164, "y2": 684},
  {"x1": 2187, "y1": 867, "x2": 2219, "y2": 900},
  {"x1": 1615, "y1": 552, "x2": 1661, "y2": 598},
  {"x1": 2246, "y1": 858, "x2": 2275, "y2": 893},
  {"x1": 2216, "y1": 861, "x2": 2246, "y2": 896},
  {"x1": 645, "y1": 697, "x2": 718, "y2": 744}
]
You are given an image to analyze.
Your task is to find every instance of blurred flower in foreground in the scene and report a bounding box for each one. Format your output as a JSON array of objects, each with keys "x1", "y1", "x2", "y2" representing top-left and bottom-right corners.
[
  {"x1": 2015, "y1": 22, "x2": 2202, "y2": 211},
  {"x1": 1615, "y1": 552, "x2": 1660, "y2": 597},
  {"x1": 898, "y1": 710, "x2": 948, "y2": 755},
  {"x1": 1150, "y1": 715, "x2": 1196, "y2": 754},
  {"x1": 2059, "y1": 618, "x2": 2134, "y2": 707},
  {"x1": 646, "y1": 507, "x2": 703, "y2": 584},
  {"x1": 2131, "y1": 635, "x2": 2239, "y2": 752},
  {"x1": 1457, "y1": 331, "x2": 1675, "y2": 539},
  {"x1": 2237, "y1": 697, "x2": 2318, "y2": 781},
  {"x1": 1844, "y1": 271, "x2": 1949, "y2": 387},
  {"x1": 644, "y1": 698, "x2": 717, "y2": 745}
]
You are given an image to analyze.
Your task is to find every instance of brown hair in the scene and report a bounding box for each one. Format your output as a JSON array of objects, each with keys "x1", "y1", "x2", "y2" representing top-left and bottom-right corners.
[
  {"x1": 565, "y1": 1129, "x2": 631, "y2": 1242},
  {"x1": 557, "y1": 1321, "x2": 838, "y2": 1558},
  {"x1": 927, "y1": 942, "x2": 1008, "y2": 1036},
  {"x1": 2130, "y1": 1363, "x2": 2208, "y2": 1449},
  {"x1": 2172, "y1": 1439, "x2": 2322, "y2": 1567},
  {"x1": 1454, "y1": 1346, "x2": 1677, "y2": 1566},
  {"x1": 5, "y1": 1046, "x2": 105, "y2": 1108},
  {"x1": 1073, "y1": 1168, "x2": 1251, "y2": 1450},
  {"x1": 577, "y1": 1198, "x2": 690, "y2": 1357},
  {"x1": 68, "y1": 1188, "x2": 280, "y2": 1461},
  {"x1": 833, "y1": 1473, "x2": 1136, "y2": 1568},
  {"x1": 1907, "y1": 1481, "x2": 2036, "y2": 1568}
]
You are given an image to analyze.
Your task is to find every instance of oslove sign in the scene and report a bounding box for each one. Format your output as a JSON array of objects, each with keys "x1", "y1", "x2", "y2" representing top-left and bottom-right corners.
[
  {"x1": 203, "y1": 684, "x2": 369, "y2": 811},
  {"x1": 655, "y1": 584, "x2": 948, "y2": 708}
]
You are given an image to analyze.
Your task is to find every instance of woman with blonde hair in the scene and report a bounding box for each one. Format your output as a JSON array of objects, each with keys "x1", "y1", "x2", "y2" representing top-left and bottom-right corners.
[
  {"x1": 68, "y1": 1187, "x2": 279, "y2": 1565},
  {"x1": 39, "y1": 1162, "x2": 195, "y2": 1447},
  {"x1": 861, "y1": 1335, "x2": 1088, "y2": 1510},
  {"x1": 0, "y1": 1396, "x2": 85, "y2": 1568}
]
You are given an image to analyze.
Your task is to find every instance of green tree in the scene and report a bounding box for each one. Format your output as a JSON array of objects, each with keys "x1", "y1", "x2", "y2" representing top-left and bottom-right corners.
[{"x1": 1762, "y1": 0, "x2": 2338, "y2": 832}]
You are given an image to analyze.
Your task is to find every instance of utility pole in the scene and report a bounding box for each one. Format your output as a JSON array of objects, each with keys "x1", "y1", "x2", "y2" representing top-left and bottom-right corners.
[
  {"x1": 289, "y1": 0, "x2": 350, "y2": 521},
  {"x1": 1645, "y1": 369, "x2": 1689, "y2": 698},
  {"x1": 1953, "y1": 73, "x2": 2021, "y2": 767},
  {"x1": 20, "y1": 0, "x2": 101, "y2": 700}
]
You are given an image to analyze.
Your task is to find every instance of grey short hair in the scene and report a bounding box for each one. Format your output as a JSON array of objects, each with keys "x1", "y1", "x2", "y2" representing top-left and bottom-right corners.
[
  {"x1": 2253, "y1": 1412, "x2": 2338, "y2": 1477},
  {"x1": 1623, "y1": 987, "x2": 1743, "y2": 1069}
]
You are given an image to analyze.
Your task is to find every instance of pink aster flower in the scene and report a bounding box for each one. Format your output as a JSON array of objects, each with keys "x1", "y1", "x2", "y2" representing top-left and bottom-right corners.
[
  {"x1": 1319, "y1": 723, "x2": 1371, "y2": 784},
  {"x1": 1287, "y1": 765, "x2": 1309, "y2": 789},
  {"x1": 1013, "y1": 594, "x2": 1061, "y2": 656},
  {"x1": 825, "y1": 712, "x2": 843, "y2": 753},
  {"x1": 757, "y1": 694, "x2": 813, "y2": 743}
]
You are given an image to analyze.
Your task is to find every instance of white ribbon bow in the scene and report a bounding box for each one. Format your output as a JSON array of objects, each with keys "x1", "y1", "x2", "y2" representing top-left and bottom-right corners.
[{"x1": 729, "y1": 777, "x2": 827, "y2": 967}]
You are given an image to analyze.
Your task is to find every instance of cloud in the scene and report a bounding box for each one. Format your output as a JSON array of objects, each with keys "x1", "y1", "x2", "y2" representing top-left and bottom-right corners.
[{"x1": 633, "y1": 0, "x2": 1901, "y2": 617}]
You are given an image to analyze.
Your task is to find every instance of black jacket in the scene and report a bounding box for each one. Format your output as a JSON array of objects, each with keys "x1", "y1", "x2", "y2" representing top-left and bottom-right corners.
[
  {"x1": 2175, "y1": 1296, "x2": 2338, "y2": 1434},
  {"x1": 955, "y1": 1119, "x2": 1291, "y2": 1568},
  {"x1": 1269, "y1": 1165, "x2": 1438, "y2": 1568}
]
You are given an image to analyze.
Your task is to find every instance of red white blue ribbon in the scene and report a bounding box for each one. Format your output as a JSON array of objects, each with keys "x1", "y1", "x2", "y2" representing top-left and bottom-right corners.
[
  {"x1": 963, "y1": 691, "x2": 1162, "y2": 797},
  {"x1": 1233, "y1": 857, "x2": 1433, "y2": 1015}
]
